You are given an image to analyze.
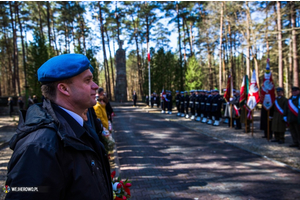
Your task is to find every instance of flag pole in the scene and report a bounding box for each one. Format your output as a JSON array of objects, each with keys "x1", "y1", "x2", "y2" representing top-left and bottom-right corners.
[{"x1": 148, "y1": 52, "x2": 151, "y2": 103}]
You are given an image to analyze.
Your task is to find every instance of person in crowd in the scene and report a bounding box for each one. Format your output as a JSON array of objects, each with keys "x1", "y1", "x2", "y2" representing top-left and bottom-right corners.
[
  {"x1": 103, "y1": 92, "x2": 114, "y2": 123},
  {"x1": 189, "y1": 90, "x2": 195, "y2": 119},
  {"x1": 7, "y1": 97, "x2": 14, "y2": 117},
  {"x1": 284, "y1": 86, "x2": 300, "y2": 149},
  {"x1": 271, "y1": 87, "x2": 287, "y2": 144},
  {"x1": 184, "y1": 91, "x2": 190, "y2": 118},
  {"x1": 18, "y1": 97, "x2": 24, "y2": 110},
  {"x1": 32, "y1": 95, "x2": 39, "y2": 104},
  {"x1": 132, "y1": 91, "x2": 137, "y2": 107},
  {"x1": 175, "y1": 90, "x2": 180, "y2": 116},
  {"x1": 5, "y1": 54, "x2": 113, "y2": 200},
  {"x1": 260, "y1": 103, "x2": 274, "y2": 140},
  {"x1": 167, "y1": 90, "x2": 172, "y2": 114},
  {"x1": 180, "y1": 91, "x2": 185, "y2": 117},
  {"x1": 94, "y1": 95, "x2": 109, "y2": 131}
]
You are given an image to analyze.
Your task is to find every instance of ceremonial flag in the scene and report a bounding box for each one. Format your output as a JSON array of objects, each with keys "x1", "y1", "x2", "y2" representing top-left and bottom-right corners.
[
  {"x1": 239, "y1": 75, "x2": 249, "y2": 107},
  {"x1": 247, "y1": 70, "x2": 260, "y2": 110},
  {"x1": 224, "y1": 75, "x2": 231, "y2": 102},
  {"x1": 147, "y1": 52, "x2": 151, "y2": 62},
  {"x1": 161, "y1": 88, "x2": 166, "y2": 100},
  {"x1": 260, "y1": 59, "x2": 275, "y2": 110}
]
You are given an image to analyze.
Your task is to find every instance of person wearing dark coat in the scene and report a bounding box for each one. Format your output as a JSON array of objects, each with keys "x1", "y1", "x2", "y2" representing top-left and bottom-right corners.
[
  {"x1": 5, "y1": 54, "x2": 113, "y2": 200},
  {"x1": 201, "y1": 91, "x2": 208, "y2": 123},
  {"x1": 284, "y1": 86, "x2": 300, "y2": 148},
  {"x1": 166, "y1": 90, "x2": 173, "y2": 114},
  {"x1": 132, "y1": 91, "x2": 137, "y2": 107},
  {"x1": 7, "y1": 97, "x2": 14, "y2": 117},
  {"x1": 195, "y1": 90, "x2": 201, "y2": 121},
  {"x1": 33, "y1": 95, "x2": 39, "y2": 104},
  {"x1": 175, "y1": 90, "x2": 181, "y2": 116},
  {"x1": 189, "y1": 90, "x2": 195, "y2": 120},
  {"x1": 180, "y1": 91, "x2": 185, "y2": 117},
  {"x1": 184, "y1": 91, "x2": 190, "y2": 118},
  {"x1": 18, "y1": 97, "x2": 24, "y2": 110},
  {"x1": 206, "y1": 91, "x2": 213, "y2": 124},
  {"x1": 211, "y1": 90, "x2": 222, "y2": 126},
  {"x1": 271, "y1": 87, "x2": 287, "y2": 144}
]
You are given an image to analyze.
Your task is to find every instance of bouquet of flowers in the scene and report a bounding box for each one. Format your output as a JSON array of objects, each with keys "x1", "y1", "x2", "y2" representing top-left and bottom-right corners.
[{"x1": 111, "y1": 171, "x2": 132, "y2": 200}]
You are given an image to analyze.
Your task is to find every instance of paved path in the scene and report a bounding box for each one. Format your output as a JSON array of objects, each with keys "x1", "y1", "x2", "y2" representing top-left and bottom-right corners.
[{"x1": 113, "y1": 106, "x2": 300, "y2": 200}]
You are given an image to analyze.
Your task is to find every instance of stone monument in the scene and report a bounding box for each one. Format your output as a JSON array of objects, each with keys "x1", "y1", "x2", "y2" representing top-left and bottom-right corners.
[{"x1": 114, "y1": 40, "x2": 127, "y2": 102}]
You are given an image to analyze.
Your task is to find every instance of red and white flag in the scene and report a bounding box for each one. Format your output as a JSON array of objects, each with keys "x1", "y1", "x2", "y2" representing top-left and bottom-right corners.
[
  {"x1": 224, "y1": 75, "x2": 232, "y2": 102},
  {"x1": 260, "y1": 59, "x2": 275, "y2": 110},
  {"x1": 247, "y1": 70, "x2": 260, "y2": 110},
  {"x1": 161, "y1": 88, "x2": 166, "y2": 100}
]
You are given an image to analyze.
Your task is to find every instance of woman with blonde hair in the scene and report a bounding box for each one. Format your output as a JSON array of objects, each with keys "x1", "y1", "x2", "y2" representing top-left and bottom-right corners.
[{"x1": 93, "y1": 95, "x2": 109, "y2": 131}]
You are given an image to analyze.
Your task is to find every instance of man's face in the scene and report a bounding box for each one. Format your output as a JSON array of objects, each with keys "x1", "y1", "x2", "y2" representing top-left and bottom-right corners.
[
  {"x1": 67, "y1": 69, "x2": 99, "y2": 109},
  {"x1": 292, "y1": 90, "x2": 299, "y2": 96},
  {"x1": 277, "y1": 91, "x2": 283, "y2": 96}
]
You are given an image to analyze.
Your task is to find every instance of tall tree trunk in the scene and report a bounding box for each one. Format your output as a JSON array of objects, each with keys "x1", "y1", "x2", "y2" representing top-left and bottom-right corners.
[
  {"x1": 98, "y1": 2, "x2": 111, "y2": 99},
  {"x1": 182, "y1": 19, "x2": 187, "y2": 66},
  {"x1": 16, "y1": 2, "x2": 28, "y2": 98},
  {"x1": 105, "y1": 27, "x2": 115, "y2": 99},
  {"x1": 47, "y1": 1, "x2": 52, "y2": 48},
  {"x1": 208, "y1": 50, "x2": 213, "y2": 89},
  {"x1": 189, "y1": 21, "x2": 193, "y2": 56},
  {"x1": 289, "y1": 40, "x2": 293, "y2": 97},
  {"x1": 290, "y1": 1, "x2": 298, "y2": 87},
  {"x1": 176, "y1": 2, "x2": 183, "y2": 90},
  {"x1": 9, "y1": 2, "x2": 17, "y2": 96},
  {"x1": 37, "y1": 2, "x2": 44, "y2": 38},
  {"x1": 265, "y1": 6, "x2": 269, "y2": 58},
  {"x1": 219, "y1": 1, "x2": 223, "y2": 91},
  {"x1": 246, "y1": 1, "x2": 251, "y2": 76},
  {"x1": 277, "y1": 1, "x2": 283, "y2": 87},
  {"x1": 146, "y1": 1, "x2": 150, "y2": 97}
]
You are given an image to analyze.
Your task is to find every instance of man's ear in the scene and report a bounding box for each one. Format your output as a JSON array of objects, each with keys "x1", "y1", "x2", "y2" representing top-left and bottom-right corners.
[{"x1": 57, "y1": 83, "x2": 70, "y2": 96}]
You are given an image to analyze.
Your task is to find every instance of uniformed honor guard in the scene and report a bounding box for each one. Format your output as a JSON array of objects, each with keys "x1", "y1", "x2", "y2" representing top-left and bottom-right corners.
[
  {"x1": 153, "y1": 92, "x2": 158, "y2": 108},
  {"x1": 233, "y1": 90, "x2": 242, "y2": 129},
  {"x1": 201, "y1": 90, "x2": 208, "y2": 123},
  {"x1": 283, "y1": 86, "x2": 300, "y2": 149},
  {"x1": 206, "y1": 90, "x2": 213, "y2": 124},
  {"x1": 271, "y1": 87, "x2": 287, "y2": 144},
  {"x1": 132, "y1": 91, "x2": 137, "y2": 107},
  {"x1": 175, "y1": 90, "x2": 181, "y2": 116},
  {"x1": 195, "y1": 90, "x2": 201, "y2": 121},
  {"x1": 184, "y1": 91, "x2": 190, "y2": 118},
  {"x1": 166, "y1": 90, "x2": 173, "y2": 114},
  {"x1": 161, "y1": 92, "x2": 166, "y2": 113},
  {"x1": 211, "y1": 90, "x2": 222, "y2": 126},
  {"x1": 180, "y1": 91, "x2": 185, "y2": 117},
  {"x1": 189, "y1": 90, "x2": 195, "y2": 119}
]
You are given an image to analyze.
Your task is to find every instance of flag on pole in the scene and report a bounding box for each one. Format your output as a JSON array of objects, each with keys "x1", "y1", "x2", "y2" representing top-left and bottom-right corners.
[
  {"x1": 147, "y1": 52, "x2": 151, "y2": 62},
  {"x1": 161, "y1": 88, "x2": 166, "y2": 100},
  {"x1": 239, "y1": 75, "x2": 249, "y2": 107},
  {"x1": 224, "y1": 75, "x2": 232, "y2": 102},
  {"x1": 260, "y1": 58, "x2": 275, "y2": 110},
  {"x1": 247, "y1": 70, "x2": 260, "y2": 110}
]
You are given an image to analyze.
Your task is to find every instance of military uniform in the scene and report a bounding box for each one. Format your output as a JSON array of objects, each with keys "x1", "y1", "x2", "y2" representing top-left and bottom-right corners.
[
  {"x1": 195, "y1": 90, "x2": 201, "y2": 121},
  {"x1": 184, "y1": 91, "x2": 190, "y2": 118},
  {"x1": 189, "y1": 91, "x2": 195, "y2": 119},
  {"x1": 211, "y1": 90, "x2": 222, "y2": 126},
  {"x1": 167, "y1": 91, "x2": 173, "y2": 114},
  {"x1": 180, "y1": 92, "x2": 185, "y2": 117},
  {"x1": 175, "y1": 91, "x2": 181, "y2": 116},
  {"x1": 260, "y1": 106, "x2": 274, "y2": 139},
  {"x1": 201, "y1": 91, "x2": 208, "y2": 123},
  {"x1": 206, "y1": 91, "x2": 213, "y2": 124},
  {"x1": 283, "y1": 87, "x2": 300, "y2": 148},
  {"x1": 272, "y1": 89, "x2": 287, "y2": 143}
]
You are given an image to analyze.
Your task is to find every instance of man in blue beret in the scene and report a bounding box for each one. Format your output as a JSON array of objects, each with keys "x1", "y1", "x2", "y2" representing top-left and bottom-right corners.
[{"x1": 5, "y1": 54, "x2": 113, "y2": 200}]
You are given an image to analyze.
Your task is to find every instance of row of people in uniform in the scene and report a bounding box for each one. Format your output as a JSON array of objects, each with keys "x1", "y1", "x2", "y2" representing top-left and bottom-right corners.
[
  {"x1": 174, "y1": 90, "x2": 223, "y2": 126},
  {"x1": 147, "y1": 86, "x2": 300, "y2": 149}
]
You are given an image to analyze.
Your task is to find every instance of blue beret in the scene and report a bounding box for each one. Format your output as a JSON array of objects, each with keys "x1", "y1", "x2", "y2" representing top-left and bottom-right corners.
[
  {"x1": 180, "y1": 91, "x2": 184, "y2": 94},
  {"x1": 176, "y1": 90, "x2": 179, "y2": 93},
  {"x1": 38, "y1": 54, "x2": 94, "y2": 83},
  {"x1": 276, "y1": 87, "x2": 283, "y2": 92}
]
